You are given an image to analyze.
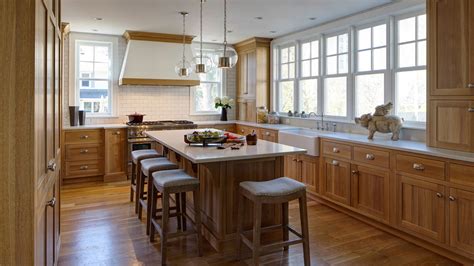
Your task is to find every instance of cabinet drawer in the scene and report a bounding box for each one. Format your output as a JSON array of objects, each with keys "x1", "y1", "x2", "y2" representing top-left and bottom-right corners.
[
  {"x1": 396, "y1": 154, "x2": 445, "y2": 180},
  {"x1": 449, "y1": 163, "x2": 474, "y2": 187},
  {"x1": 64, "y1": 130, "x2": 103, "y2": 144},
  {"x1": 322, "y1": 141, "x2": 352, "y2": 160},
  {"x1": 236, "y1": 125, "x2": 254, "y2": 136},
  {"x1": 353, "y1": 146, "x2": 390, "y2": 168},
  {"x1": 65, "y1": 143, "x2": 103, "y2": 161},
  {"x1": 64, "y1": 160, "x2": 104, "y2": 178},
  {"x1": 258, "y1": 129, "x2": 278, "y2": 142}
]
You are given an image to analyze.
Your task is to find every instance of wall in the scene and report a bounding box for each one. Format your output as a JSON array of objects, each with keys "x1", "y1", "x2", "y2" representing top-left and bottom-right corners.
[{"x1": 63, "y1": 32, "x2": 236, "y2": 126}]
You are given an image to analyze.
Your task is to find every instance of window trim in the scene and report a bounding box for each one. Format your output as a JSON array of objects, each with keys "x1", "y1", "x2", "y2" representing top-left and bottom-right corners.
[{"x1": 276, "y1": 42, "x2": 298, "y2": 113}]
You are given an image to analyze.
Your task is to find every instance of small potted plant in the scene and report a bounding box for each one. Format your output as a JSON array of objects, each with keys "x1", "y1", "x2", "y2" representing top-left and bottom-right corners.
[{"x1": 214, "y1": 96, "x2": 234, "y2": 121}]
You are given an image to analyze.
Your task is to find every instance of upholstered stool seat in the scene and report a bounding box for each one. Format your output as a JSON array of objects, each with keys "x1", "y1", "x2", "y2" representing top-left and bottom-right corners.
[
  {"x1": 240, "y1": 177, "x2": 306, "y2": 197},
  {"x1": 141, "y1": 158, "x2": 178, "y2": 177},
  {"x1": 132, "y1": 149, "x2": 160, "y2": 164},
  {"x1": 236, "y1": 177, "x2": 310, "y2": 266},
  {"x1": 150, "y1": 169, "x2": 202, "y2": 265}
]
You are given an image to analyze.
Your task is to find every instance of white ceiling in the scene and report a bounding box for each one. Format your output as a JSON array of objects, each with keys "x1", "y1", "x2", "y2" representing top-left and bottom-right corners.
[{"x1": 62, "y1": 0, "x2": 392, "y2": 44}]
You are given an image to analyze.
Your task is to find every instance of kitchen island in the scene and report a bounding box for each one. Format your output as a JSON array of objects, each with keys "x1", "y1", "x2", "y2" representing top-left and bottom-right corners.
[{"x1": 146, "y1": 129, "x2": 306, "y2": 252}]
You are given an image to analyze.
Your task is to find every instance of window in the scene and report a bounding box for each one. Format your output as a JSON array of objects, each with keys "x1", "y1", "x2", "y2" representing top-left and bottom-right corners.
[
  {"x1": 299, "y1": 40, "x2": 319, "y2": 113},
  {"x1": 277, "y1": 45, "x2": 296, "y2": 112},
  {"x1": 355, "y1": 23, "x2": 387, "y2": 116},
  {"x1": 190, "y1": 49, "x2": 224, "y2": 114},
  {"x1": 395, "y1": 14, "x2": 427, "y2": 123},
  {"x1": 324, "y1": 32, "x2": 349, "y2": 117},
  {"x1": 75, "y1": 41, "x2": 112, "y2": 115}
]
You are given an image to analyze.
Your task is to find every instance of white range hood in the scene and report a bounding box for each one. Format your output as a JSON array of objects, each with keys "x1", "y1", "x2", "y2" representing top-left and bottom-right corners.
[{"x1": 119, "y1": 31, "x2": 200, "y2": 86}]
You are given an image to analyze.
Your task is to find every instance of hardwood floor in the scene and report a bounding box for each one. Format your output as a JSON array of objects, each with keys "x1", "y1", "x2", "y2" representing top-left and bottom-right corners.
[{"x1": 58, "y1": 181, "x2": 459, "y2": 266}]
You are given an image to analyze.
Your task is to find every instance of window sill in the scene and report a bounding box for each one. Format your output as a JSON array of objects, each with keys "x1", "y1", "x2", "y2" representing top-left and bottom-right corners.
[{"x1": 87, "y1": 115, "x2": 120, "y2": 119}]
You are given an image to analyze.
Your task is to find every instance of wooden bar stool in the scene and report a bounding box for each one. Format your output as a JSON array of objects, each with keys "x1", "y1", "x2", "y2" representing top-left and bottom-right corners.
[
  {"x1": 149, "y1": 169, "x2": 202, "y2": 265},
  {"x1": 131, "y1": 149, "x2": 161, "y2": 213},
  {"x1": 137, "y1": 157, "x2": 179, "y2": 235},
  {"x1": 236, "y1": 177, "x2": 310, "y2": 266}
]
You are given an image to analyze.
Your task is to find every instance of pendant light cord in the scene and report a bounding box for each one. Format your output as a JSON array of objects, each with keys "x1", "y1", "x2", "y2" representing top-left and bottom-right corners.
[
  {"x1": 223, "y1": 0, "x2": 227, "y2": 57},
  {"x1": 200, "y1": 0, "x2": 203, "y2": 62},
  {"x1": 182, "y1": 12, "x2": 186, "y2": 68}
]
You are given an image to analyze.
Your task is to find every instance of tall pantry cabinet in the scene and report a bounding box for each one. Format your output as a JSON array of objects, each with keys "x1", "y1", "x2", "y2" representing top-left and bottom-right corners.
[
  {"x1": 427, "y1": 0, "x2": 474, "y2": 152},
  {"x1": 0, "y1": 0, "x2": 63, "y2": 265}
]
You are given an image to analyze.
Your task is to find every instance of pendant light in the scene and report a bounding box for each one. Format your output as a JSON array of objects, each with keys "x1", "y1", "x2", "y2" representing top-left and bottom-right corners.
[
  {"x1": 175, "y1": 11, "x2": 193, "y2": 77},
  {"x1": 192, "y1": 0, "x2": 214, "y2": 74},
  {"x1": 218, "y1": 0, "x2": 238, "y2": 69}
]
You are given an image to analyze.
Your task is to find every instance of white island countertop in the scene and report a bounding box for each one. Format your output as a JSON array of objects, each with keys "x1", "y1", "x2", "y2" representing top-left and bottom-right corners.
[{"x1": 146, "y1": 129, "x2": 306, "y2": 164}]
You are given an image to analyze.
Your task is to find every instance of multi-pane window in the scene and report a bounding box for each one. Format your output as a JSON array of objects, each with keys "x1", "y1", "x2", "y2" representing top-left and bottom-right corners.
[
  {"x1": 76, "y1": 41, "x2": 112, "y2": 115},
  {"x1": 278, "y1": 45, "x2": 296, "y2": 112},
  {"x1": 191, "y1": 50, "x2": 223, "y2": 114},
  {"x1": 355, "y1": 23, "x2": 387, "y2": 116},
  {"x1": 395, "y1": 14, "x2": 427, "y2": 122},
  {"x1": 324, "y1": 33, "x2": 349, "y2": 117},
  {"x1": 299, "y1": 40, "x2": 319, "y2": 113}
]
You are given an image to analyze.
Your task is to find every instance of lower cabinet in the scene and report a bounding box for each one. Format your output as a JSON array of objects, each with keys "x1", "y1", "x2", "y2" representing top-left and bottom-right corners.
[
  {"x1": 258, "y1": 128, "x2": 278, "y2": 142},
  {"x1": 351, "y1": 164, "x2": 390, "y2": 222},
  {"x1": 104, "y1": 128, "x2": 127, "y2": 181},
  {"x1": 321, "y1": 157, "x2": 351, "y2": 205},
  {"x1": 449, "y1": 188, "x2": 474, "y2": 256},
  {"x1": 397, "y1": 175, "x2": 446, "y2": 243},
  {"x1": 284, "y1": 154, "x2": 319, "y2": 193}
]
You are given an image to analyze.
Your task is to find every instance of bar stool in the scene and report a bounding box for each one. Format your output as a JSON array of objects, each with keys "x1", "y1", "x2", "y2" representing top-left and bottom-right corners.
[
  {"x1": 149, "y1": 169, "x2": 202, "y2": 265},
  {"x1": 137, "y1": 157, "x2": 179, "y2": 235},
  {"x1": 236, "y1": 177, "x2": 310, "y2": 266},
  {"x1": 131, "y1": 149, "x2": 161, "y2": 213}
]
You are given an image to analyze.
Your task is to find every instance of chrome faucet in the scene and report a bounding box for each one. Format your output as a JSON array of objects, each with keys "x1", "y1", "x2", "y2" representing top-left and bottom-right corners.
[{"x1": 308, "y1": 112, "x2": 325, "y2": 130}]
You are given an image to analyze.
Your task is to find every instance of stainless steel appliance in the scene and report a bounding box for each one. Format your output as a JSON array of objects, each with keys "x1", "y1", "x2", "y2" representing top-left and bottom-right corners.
[{"x1": 126, "y1": 120, "x2": 197, "y2": 177}]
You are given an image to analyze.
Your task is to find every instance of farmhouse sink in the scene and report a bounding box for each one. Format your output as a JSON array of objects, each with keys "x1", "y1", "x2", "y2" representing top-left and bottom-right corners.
[{"x1": 278, "y1": 129, "x2": 322, "y2": 156}]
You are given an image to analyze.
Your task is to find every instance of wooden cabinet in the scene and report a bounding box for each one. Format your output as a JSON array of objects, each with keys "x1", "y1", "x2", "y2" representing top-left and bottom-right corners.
[
  {"x1": 449, "y1": 188, "x2": 474, "y2": 255},
  {"x1": 258, "y1": 128, "x2": 278, "y2": 142},
  {"x1": 104, "y1": 128, "x2": 127, "y2": 181},
  {"x1": 284, "y1": 154, "x2": 319, "y2": 193},
  {"x1": 235, "y1": 124, "x2": 254, "y2": 136},
  {"x1": 428, "y1": 0, "x2": 474, "y2": 96},
  {"x1": 428, "y1": 100, "x2": 474, "y2": 152},
  {"x1": 321, "y1": 157, "x2": 351, "y2": 205},
  {"x1": 397, "y1": 175, "x2": 446, "y2": 242},
  {"x1": 235, "y1": 38, "x2": 272, "y2": 122},
  {"x1": 351, "y1": 164, "x2": 390, "y2": 222},
  {"x1": 284, "y1": 155, "x2": 300, "y2": 182}
]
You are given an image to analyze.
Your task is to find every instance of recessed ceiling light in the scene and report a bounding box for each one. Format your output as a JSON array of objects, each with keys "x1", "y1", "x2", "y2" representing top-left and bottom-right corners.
[
  {"x1": 254, "y1": 16, "x2": 263, "y2": 20},
  {"x1": 92, "y1": 29, "x2": 99, "y2": 32},
  {"x1": 270, "y1": 30, "x2": 277, "y2": 33},
  {"x1": 309, "y1": 17, "x2": 317, "y2": 21},
  {"x1": 94, "y1": 17, "x2": 103, "y2": 21}
]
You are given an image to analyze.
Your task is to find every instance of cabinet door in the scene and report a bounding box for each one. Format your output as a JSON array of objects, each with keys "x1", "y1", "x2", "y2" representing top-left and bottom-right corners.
[
  {"x1": 351, "y1": 164, "x2": 389, "y2": 222},
  {"x1": 428, "y1": 100, "x2": 474, "y2": 152},
  {"x1": 105, "y1": 129, "x2": 127, "y2": 176},
  {"x1": 449, "y1": 188, "x2": 474, "y2": 255},
  {"x1": 321, "y1": 157, "x2": 351, "y2": 205},
  {"x1": 238, "y1": 53, "x2": 248, "y2": 97},
  {"x1": 246, "y1": 51, "x2": 257, "y2": 97},
  {"x1": 284, "y1": 155, "x2": 300, "y2": 181},
  {"x1": 299, "y1": 155, "x2": 319, "y2": 194},
  {"x1": 398, "y1": 175, "x2": 445, "y2": 242},
  {"x1": 428, "y1": 0, "x2": 473, "y2": 96}
]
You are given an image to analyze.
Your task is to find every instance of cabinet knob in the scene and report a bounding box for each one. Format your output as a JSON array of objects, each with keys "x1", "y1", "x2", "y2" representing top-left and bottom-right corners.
[
  {"x1": 47, "y1": 160, "x2": 57, "y2": 172},
  {"x1": 332, "y1": 160, "x2": 340, "y2": 166},
  {"x1": 449, "y1": 196, "x2": 456, "y2": 201},
  {"x1": 468, "y1": 83, "x2": 474, "y2": 88},
  {"x1": 265, "y1": 132, "x2": 270, "y2": 136},
  {"x1": 332, "y1": 147, "x2": 340, "y2": 153},
  {"x1": 114, "y1": 131, "x2": 121, "y2": 135},
  {"x1": 80, "y1": 135, "x2": 89, "y2": 139},
  {"x1": 365, "y1": 153, "x2": 375, "y2": 160},
  {"x1": 292, "y1": 158, "x2": 298, "y2": 162},
  {"x1": 79, "y1": 165, "x2": 89, "y2": 170},
  {"x1": 80, "y1": 149, "x2": 89, "y2": 154},
  {"x1": 413, "y1": 163, "x2": 425, "y2": 171},
  {"x1": 469, "y1": 108, "x2": 474, "y2": 113},
  {"x1": 436, "y1": 192, "x2": 443, "y2": 198},
  {"x1": 241, "y1": 129, "x2": 245, "y2": 133},
  {"x1": 47, "y1": 197, "x2": 56, "y2": 207},
  {"x1": 351, "y1": 170, "x2": 359, "y2": 175}
]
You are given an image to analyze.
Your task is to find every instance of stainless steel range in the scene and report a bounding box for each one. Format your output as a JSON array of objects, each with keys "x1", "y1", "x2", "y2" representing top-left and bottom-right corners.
[{"x1": 127, "y1": 120, "x2": 197, "y2": 176}]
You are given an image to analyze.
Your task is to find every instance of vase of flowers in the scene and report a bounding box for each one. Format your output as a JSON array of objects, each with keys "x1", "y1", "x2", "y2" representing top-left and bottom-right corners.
[{"x1": 214, "y1": 96, "x2": 234, "y2": 121}]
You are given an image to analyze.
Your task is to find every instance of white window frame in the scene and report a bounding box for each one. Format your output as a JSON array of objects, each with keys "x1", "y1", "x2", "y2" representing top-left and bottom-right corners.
[
  {"x1": 69, "y1": 34, "x2": 119, "y2": 118},
  {"x1": 298, "y1": 38, "x2": 321, "y2": 115},
  {"x1": 276, "y1": 43, "x2": 297, "y2": 113}
]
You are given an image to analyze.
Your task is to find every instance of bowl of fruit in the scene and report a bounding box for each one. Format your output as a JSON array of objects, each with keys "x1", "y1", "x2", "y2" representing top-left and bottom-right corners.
[{"x1": 184, "y1": 129, "x2": 227, "y2": 146}]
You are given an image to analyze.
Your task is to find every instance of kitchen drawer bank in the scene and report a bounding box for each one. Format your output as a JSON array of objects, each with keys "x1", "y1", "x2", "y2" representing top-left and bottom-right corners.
[{"x1": 62, "y1": 127, "x2": 127, "y2": 183}]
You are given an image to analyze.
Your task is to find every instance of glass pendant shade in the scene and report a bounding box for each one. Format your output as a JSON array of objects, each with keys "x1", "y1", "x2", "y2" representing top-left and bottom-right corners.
[
  {"x1": 175, "y1": 60, "x2": 193, "y2": 77},
  {"x1": 218, "y1": 46, "x2": 238, "y2": 68},
  {"x1": 192, "y1": 55, "x2": 214, "y2": 74}
]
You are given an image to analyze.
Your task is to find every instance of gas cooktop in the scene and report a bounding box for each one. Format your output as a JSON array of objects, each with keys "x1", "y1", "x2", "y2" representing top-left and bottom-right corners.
[{"x1": 126, "y1": 120, "x2": 195, "y2": 127}]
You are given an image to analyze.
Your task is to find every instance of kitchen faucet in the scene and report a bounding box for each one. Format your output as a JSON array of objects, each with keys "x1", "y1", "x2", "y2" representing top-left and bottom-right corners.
[{"x1": 308, "y1": 112, "x2": 325, "y2": 130}]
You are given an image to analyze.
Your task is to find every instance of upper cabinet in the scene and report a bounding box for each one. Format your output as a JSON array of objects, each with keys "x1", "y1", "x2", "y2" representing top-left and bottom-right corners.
[
  {"x1": 428, "y1": 0, "x2": 474, "y2": 96},
  {"x1": 235, "y1": 37, "x2": 272, "y2": 122}
]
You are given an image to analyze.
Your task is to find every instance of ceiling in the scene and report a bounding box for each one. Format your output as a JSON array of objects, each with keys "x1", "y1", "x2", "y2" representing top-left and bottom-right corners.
[{"x1": 62, "y1": 0, "x2": 393, "y2": 44}]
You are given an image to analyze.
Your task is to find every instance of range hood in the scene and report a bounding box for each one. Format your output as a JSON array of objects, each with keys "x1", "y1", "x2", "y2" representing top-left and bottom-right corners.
[{"x1": 119, "y1": 31, "x2": 200, "y2": 86}]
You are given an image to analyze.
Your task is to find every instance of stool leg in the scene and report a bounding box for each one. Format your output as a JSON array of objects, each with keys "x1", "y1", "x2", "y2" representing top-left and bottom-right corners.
[
  {"x1": 146, "y1": 174, "x2": 153, "y2": 235},
  {"x1": 181, "y1": 192, "x2": 187, "y2": 231},
  {"x1": 299, "y1": 193, "x2": 310, "y2": 266},
  {"x1": 138, "y1": 172, "x2": 145, "y2": 220},
  {"x1": 252, "y1": 202, "x2": 262, "y2": 266},
  {"x1": 161, "y1": 192, "x2": 170, "y2": 266},
  {"x1": 149, "y1": 186, "x2": 157, "y2": 243},
  {"x1": 193, "y1": 188, "x2": 203, "y2": 257},
  {"x1": 135, "y1": 164, "x2": 141, "y2": 214},
  {"x1": 130, "y1": 163, "x2": 136, "y2": 202},
  {"x1": 235, "y1": 192, "x2": 245, "y2": 260},
  {"x1": 175, "y1": 193, "x2": 181, "y2": 230},
  {"x1": 282, "y1": 202, "x2": 289, "y2": 251}
]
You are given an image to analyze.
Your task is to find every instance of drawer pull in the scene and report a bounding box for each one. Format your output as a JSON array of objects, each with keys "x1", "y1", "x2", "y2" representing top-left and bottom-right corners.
[
  {"x1": 365, "y1": 153, "x2": 375, "y2": 160},
  {"x1": 79, "y1": 165, "x2": 89, "y2": 170},
  {"x1": 332, "y1": 147, "x2": 340, "y2": 153},
  {"x1": 46, "y1": 197, "x2": 56, "y2": 208},
  {"x1": 114, "y1": 131, "x2": 121, "y2": 135},
  {"x1": 80, "y1": 149, "x2": 89, "y2": 154},
  {"x1": 351, "y1": 170, "x2": 359, "y2": 175},
  {"x1": 47, "y1": 160, "x2": 57, "y2": 172},
  {"x1": 469, "y1": 108, "x2": 474, "y2": 113},
  {"x1": 436, "y1": 192, "x2": 443, "y2": 198},
  {"x1": 449, "y1": 196, "x2": 456, "y2": 201},
  {"x1": 413, "y1": 163, "x2": 425, "y2": 171},
  {"x1": 332, "y1": 160, "x2": 340, "y2": 166},
  {"x1": 80, "y1": 135, "x2": 89, "y2": 139},
  {"x1": 265, "y1": 132, "x2": 270, "y2": 136},
  {"x1": 292, "y1": 158, "x2": 298, "y2": 162},
  {"x1": 468, "y1": 83, "x2": 474, "y2": 88}
]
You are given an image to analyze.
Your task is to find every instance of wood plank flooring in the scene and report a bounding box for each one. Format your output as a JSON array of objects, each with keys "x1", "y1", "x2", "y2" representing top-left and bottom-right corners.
[{"x1": 58, "y1": 181, "x2": 459, "y2": 266}]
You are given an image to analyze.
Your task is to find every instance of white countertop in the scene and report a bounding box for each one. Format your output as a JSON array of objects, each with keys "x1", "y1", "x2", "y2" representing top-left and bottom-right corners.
[
  {"x1": 63, "y1": 124, "x2": 128, "y2": 130},
  {"x1": 195, "y1": 120, "x2": 301, "y2": 130},
  {"x1": 146, "y1": 129, "x2": 306, "y2": 164}
]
